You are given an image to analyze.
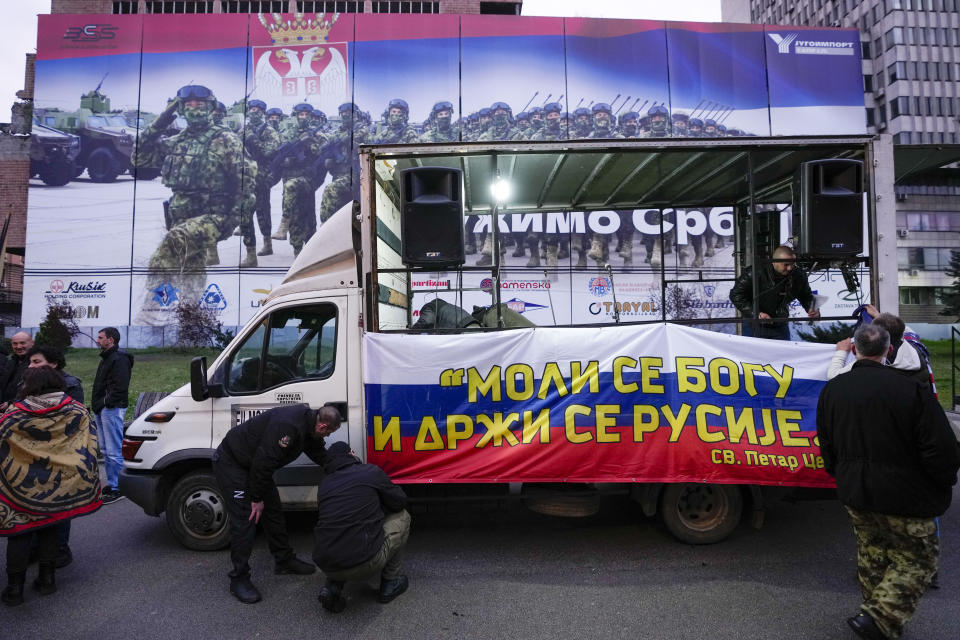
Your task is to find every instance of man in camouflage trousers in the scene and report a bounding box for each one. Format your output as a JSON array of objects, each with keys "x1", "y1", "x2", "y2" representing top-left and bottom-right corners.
[
  {"x1": 319, "y1": 103, "x2": 367, "y2": 226},
  {"x1": 816, "y1": 323, "x2": 959, "y2": 640},
  {"x1": 133, "y1": 85, "x2": 254, "y2": 322},
  {"x1": 238, "y1": 99, "x2": 280, "y2": 266},
  {"x1": 278, "y1": 103, "x2": 326, "y2": 257}
]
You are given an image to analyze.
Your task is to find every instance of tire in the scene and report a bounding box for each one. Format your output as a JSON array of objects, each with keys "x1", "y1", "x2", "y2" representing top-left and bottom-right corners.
[
  {"x1": 659, "y1": 483, "x2": 743, "y2": 545},
  {"x1": 86, "y1": 147, "x2": 121, "y2": 183},
  {"x1": 165, "y1": 470, "x2": 231, "y2": 551},
  {"x1": 133, "y1": 166, "x2": 161, "y2": 181},
  {"x1": 39, "y1": 163, "x2": 73, "y2": 186}
]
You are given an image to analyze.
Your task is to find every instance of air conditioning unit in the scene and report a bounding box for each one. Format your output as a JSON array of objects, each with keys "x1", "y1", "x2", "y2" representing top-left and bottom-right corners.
[
  {"x1": 897, "y1": 228, "x2": 909, "y2": 237},
  {"x1": 908, "y1": 269, "x2": 919, "y2": 276}
]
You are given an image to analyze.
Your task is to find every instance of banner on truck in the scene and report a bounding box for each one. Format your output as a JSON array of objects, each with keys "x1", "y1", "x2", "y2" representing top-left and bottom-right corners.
[{"x1": 364, "y1": 323, "x2": 836, "y2": 487}]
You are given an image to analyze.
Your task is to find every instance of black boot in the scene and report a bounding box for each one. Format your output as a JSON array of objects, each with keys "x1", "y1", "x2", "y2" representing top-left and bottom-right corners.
[
  {"x1": 318, "y1": 579, "x2": 346, "y2": 613},
  {"x1": 2, "y1": 571, "x2": 25, "y2": 606},
  {"x1": 274, "y1": 555, "x2": 316, "y2": 575},
  {"x1": 33, "y1": 563, "x2": 56, "y2": 596},
  {"x1": 847, "y1": 612, "x2": 887, "y2": 640},
  {"x1": 229, "y1": 576, "x2": 262, "y2": 604},
  {"x1": 55, "y1": 545, "x2": 73, "y2": 569},
  {"x1": 378, "y1": 575, "x2": 409, "y2": 603}
]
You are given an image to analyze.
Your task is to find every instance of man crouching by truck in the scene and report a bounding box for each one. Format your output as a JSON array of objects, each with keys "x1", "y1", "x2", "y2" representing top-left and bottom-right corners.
[
  {"x1": 314, "y1": 442, "x2": 411, "y2": 613},
  {"x1": 212, "y1": 404, "x2": 342, "y2": 604}
]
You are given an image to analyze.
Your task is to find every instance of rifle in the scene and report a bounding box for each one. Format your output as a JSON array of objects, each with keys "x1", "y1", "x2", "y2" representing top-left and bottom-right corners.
[{"x1": 268, "y1": 135, "x2": 314, "y2": 179}]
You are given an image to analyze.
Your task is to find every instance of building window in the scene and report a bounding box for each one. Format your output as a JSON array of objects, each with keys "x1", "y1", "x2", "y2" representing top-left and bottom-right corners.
[
  {"x1": 873, "y1": 37, "x2": 882, "y2": 57},
  {"x1": 298, "y1": 1, "x2": 364, "y2": 10},
  {"x1": 863, "y1": 74, "x2": 873, "y2": 92},
  {"x1": 890, "y1": 96, "x2": 911, "y2": 117},
  {"x1": 894, "y1": 131, "x2": 911, "y2": 143},
  {"x1": 866, "y1": 107, "x2": 876, "y2": 127},
  {"x1": 145, "y1": 1, "x2": 215, "y2": 12},
  {"x1": 480, "y1": 2, "x2": 521, "y2": 14},
  {"x1": 861, "y1": 41, "x2": 871, "y2": 58},
  {"x1": 112, "y1": 1, "x2": 139, "y2": 12},
  {"x1": 223, "y1": 1, "x2": 287, "y2": 11},
  {"x1": 888, "y1": 61, "x2": 907, "y2": 83},
  {"x1": 885, "y1": 27, "x2": 904, "y2": 49},
  {"x1": 885, "y1": 0, "x2": 903, "y2": 9},
  {"x1": 371, "y1": 1, "x2": 440, "y2": 12}
]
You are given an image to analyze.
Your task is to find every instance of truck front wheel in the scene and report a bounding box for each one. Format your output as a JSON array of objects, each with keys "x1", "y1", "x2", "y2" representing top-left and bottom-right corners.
[
  {"x1": 86, "y1": 147, "x2": 121, "y2": 183},
  {"x1": 39, "y1": 163, "x2": 74, "y2": 186},
  {"x1": 165, "y1": 471, "x2": 231, "y2": 551},
  {"x1": 659, "y1": 483, "x2": 743, "y2": 545}
]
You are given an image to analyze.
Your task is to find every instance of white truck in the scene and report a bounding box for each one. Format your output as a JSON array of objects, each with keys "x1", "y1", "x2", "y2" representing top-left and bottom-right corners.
[{"x1": 119, "y1": 135, "x2": 892, "y2": 550}]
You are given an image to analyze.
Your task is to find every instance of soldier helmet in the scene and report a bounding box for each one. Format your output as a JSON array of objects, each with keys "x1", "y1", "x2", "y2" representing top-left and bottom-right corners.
[
  {"x1": 688, "y1": 117, "x2": 703, "y2": 129},
  {"x1": 647, "y1": 104, "x2": 669, "y2": 118},
  {"x1": 432, "y1": 101, "x2": 454, "y2": 115},
  {"x1": 468, "y1": 112, "x2": 479, "y2": 122},
  {"x1": 247, "y1": 99, "x2": 267, "y2": 111},
  {"x1": 338, "y1": 102, "x2": 357, "y2": 114},
  {"x1": 726, "y1": 128, "x2": 742, "y2": 137},
  {"x1": 543, "y1": 102, "x2": 562, "y2": 115},
  {"x1": 703, "y1": 118, "x2": 717, "y2": 127},
  {"x1": 388, "y1": 98, "x2": 409, "y2": 112},
  {"x1": 215, "y1": 101, "x2": 227, "y2": 113},
  {"x1": 671, "y1": 112, "x2": 688, "y2": 123},
  {"x1": 490, "y1": 101, "x2": 512, "y2": 114},
  {"x1": 573, "y1": 107, "x2": 591, "y2": 119},
  {"x1": 516, "y1": 111, "x2": 529, "y2": 121},
  {"x1": 528, "y1": 106, "x2": 543, "y2": 117},
  {"x1": 312, "y1": 109, "x2": 325, "y2": 118},
  {"x1": 266, "y1": 107, "x2": 283, "y2": 117},
  {"x1": 716, "y1": 124, "x2": 727, "y2": 135},
  {"x1": 175, "y1": 84, "x2": 216, "y2": 112},
  {"x1": 619, "y1": 111, "x2": 639, "y2": 125},
  {"x1": 292, "y1": 103, "x2": 314, "y2": 115},
  {"x1": 478, "y1": 107, "x2": 492, "y2": 117},
  {"x1": 591, "y1": 103, "x2": 613, "y2": 115}
]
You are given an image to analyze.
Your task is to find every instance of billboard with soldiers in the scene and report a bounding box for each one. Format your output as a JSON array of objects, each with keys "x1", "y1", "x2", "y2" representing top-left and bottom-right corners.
[{"x1": 24, "y1": 13, "x2": 865, "y2": 339}]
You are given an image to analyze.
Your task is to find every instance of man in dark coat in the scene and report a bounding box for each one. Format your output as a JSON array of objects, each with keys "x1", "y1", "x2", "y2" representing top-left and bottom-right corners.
[
  {"x1": 0, "y1": 332, "x2": 34, "y2": 409},
  {"x1": 91, "y1": 327, "x2": 133, "y2": 504},
  {"x1": 729, "y1": 245, "x2": 820, "y2": 340},
  {"x1": 816, "y1": 323, "x2": 960, "y2": 640},
  {"x1": 313, "y1": 441, "x2": 410, "y2": 613},
  {"x1": 213, "y1": 404, "x2": 342, "y2": 604}
]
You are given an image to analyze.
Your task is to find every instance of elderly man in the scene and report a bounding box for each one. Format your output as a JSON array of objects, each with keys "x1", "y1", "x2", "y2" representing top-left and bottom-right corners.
[
  {"x1": 729, "y1": 245, "x2": 820, "y2": 340},
  {"x1": 0, "y1": 332, "x2": 34, "y2": 410},
  {"x1": 816, "y1": 324, "x2": 959, "y2": 639}
]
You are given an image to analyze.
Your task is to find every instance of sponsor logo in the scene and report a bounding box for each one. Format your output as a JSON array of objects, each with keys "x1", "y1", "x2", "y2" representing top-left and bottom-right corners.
[
  {"x1": 152, "y1": 283, "x2": 180, "y2": 308},
  {"x1": 63, "y1": 24, "x2": 118, "y2": 42},
  {"x1": 200, "y1": 284, "x2": 227, "y2": 311},
  {"x1": 588, "y1": 276, "x2": 612, "y2": 297},
  {"x1": 480, "y1": 278, "x2": 551, "y2": 293},
  {"x1": 412, "y1": 279, "x2": 450, "y2": 288},
  {"x1": 251, "y1": 286, "x2": 273, "y2": 308},
  {"x1": 588, "y1": 300, "x2": 659, "y2": 316},
  {"x1": 44, "y1": 280, "x2": 108, "y2": 300},
  {"x1": 71, "y1": 305, "x2": 100, "y2": 319},
  {"x1": 504, "y1": 297, "x2": 547, "y2": 315},
  {"x1": 769, "y1": 32, "x2": 854, "y2": 56},
  {"x1": 703, "y1": 285, "x2": 716, "y2": 298}
]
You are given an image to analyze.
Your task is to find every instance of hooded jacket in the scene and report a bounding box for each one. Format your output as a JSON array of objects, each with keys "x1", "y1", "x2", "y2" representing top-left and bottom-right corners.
[
  {"x1": 312, "y1": 443, "x2": 407, "y2": 572},
  {"x1": 92, "y1": 346, "x2": 134, "y2": 413},
  {"x1": 729, "y1": 264, "x2": 815, "y2": 320}
]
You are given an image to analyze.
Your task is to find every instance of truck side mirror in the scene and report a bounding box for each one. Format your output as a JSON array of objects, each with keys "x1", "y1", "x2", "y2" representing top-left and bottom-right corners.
[{"x1": 190, "y1": 356, "x2": 209, "y2": 401}]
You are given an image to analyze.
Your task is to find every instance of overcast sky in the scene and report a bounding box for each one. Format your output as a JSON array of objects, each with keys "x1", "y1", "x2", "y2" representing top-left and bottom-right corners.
[{"x1": 0, "y1": 0, "x2": 721, "y2": 112}]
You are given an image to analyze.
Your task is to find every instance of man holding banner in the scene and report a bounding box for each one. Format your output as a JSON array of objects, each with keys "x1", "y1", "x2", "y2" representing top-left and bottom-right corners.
[{"x1": 816, "y1": 324, "x2": 959, "y2": 640}]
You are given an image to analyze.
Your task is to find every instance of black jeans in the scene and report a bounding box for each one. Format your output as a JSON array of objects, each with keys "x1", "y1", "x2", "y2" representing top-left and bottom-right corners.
[
  {"x1": 212, "y1": 451, "x2": 294, "y2": 579},
  {"x1": 7, "y1": 527, "x2": 58, "y2": 574}
]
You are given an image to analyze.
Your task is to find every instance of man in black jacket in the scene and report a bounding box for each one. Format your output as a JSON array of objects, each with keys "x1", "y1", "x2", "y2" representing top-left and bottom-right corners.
[
  {"x1": 729, "y1": 245, "x2": 820, "y2": 340},
  {"x1": 91, "y1": 327, "x2": 133, "y2": 504},
  {"x1": 817, "y1": 324, "x2": 960, "y2": 640},
  {"x1": 313, "y1": 441, "x2": 410, "y2": 613},
  {"x1": 213, "y1": 404, "x2": 342, "y2": 604},
  {"x1": 0, "y1": 332, "x2": 34, "y2": 410}
]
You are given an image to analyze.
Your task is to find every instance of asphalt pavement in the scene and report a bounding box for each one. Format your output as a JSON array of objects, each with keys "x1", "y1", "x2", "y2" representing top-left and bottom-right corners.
[{"x1": 3, "y1": 486, "x2": 959, "y2": 640}]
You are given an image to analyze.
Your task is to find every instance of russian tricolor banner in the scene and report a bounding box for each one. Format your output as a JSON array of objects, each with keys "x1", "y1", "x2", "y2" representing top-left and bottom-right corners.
[{"x1": 364, "y1": 324, "x2": 836, "y2": 488}]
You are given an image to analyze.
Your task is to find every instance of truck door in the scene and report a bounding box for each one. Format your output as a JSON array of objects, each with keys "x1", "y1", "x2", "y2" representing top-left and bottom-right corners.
[{"x1": 209, "y1": 298, "x2": 349, "y2": 502}]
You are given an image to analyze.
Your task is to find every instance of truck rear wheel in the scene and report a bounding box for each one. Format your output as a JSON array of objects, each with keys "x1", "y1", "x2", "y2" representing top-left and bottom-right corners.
[
  {"x1": 86, "y1": 147, "x2": 121, "y2": 183},
  {"x1": 165, "y1": 470, "x2": 231, "y2": 551},
  {"x1": 659, "y1": 483, "x2": 743, "y2": 545}
]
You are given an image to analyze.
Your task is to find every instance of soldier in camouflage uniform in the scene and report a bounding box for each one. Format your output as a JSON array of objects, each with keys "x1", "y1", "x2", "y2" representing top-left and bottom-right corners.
[
  {"x1": 570, "y1": 107, "x2": 593, "y2": 139},
  {"x1": 671, "y1": 112, "x2": 689, "y2": 138},
  {"x1": 645, "y1": 105, "x2": 671, "y2": 138},
  {"x1": 373, "y1": 98, "x2": 419, "y2": 144},
  {"x1": 311, "y1": 109, "x2": 328, "y2": 133},
  {"x1": 584, "y1": 103, "x2": 625, "y2": 265},
  {"x1": 277, "y1": 103, "x2": 326, "y2": 257},
  {"x1": 132, "y1": 85, "x2": 255, "y2": 322},
  {"x1": 702, "y1": 118, "x2": 718, "y2": 137},
  {"x1": 418, "y1": 101, "x2": 458, "y2": 143},
  {"x1": 524, "y1": 103, "x2": 567, "y2": 270},
  {"x1": 817, "y1": 323, "x2": 960, "y2": 640},
  {"x1": 478, "y1": 102, "x2": 516, "y2": 142},
  {"x1": 618, "y1": 111, "x2": 640, "y2": 139},
  {"x1": 511, "y1": 112, "x2": 530, "y2": 140},
  {"x1": 237, "y1": 99, "x2": 281, "y2": 266},
  {"x1": 319, "y1": 102, "x2": 367, "y2": 226},
  {"x1": 525, "y1": 106, "x2": 544, "y2": 139}
]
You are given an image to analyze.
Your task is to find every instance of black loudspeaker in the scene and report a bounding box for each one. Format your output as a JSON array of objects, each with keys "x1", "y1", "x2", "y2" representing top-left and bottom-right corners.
[
  {"x1": 399, "y1": 167, "x2": 465, "y2": 268},
  {"x1": 795, "y1": 159, "x2": 864, "y2": 256}
]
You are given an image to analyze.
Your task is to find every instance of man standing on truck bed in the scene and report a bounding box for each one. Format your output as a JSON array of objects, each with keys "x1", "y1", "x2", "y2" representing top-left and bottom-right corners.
[
  {"x1": 729, "y1": 245, "x2": 820, "y2": 340},
  {"x1": 212, "y1": 404, "x2": 342, "y2": 604},
  {"x1": 92, "y1": 327, "x2": 133, "y2": 505},
  {"x1": 816, "y1": 324, "x2": 959, "y2": 640}
]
